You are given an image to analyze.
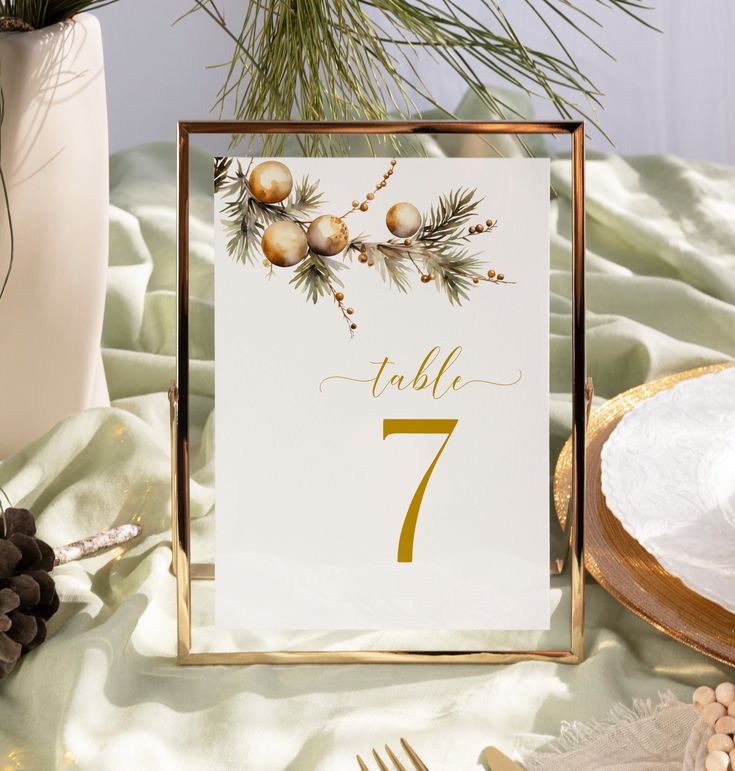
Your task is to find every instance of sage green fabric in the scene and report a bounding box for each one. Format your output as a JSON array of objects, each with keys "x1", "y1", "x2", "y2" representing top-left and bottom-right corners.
[{"x1": 1, "y1": 141, "x2": 734, "y2": 770}]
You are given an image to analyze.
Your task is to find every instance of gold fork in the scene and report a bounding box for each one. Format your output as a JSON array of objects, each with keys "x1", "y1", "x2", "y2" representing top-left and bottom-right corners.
[{"x1": 356, "y1": 738, "x2": 429, "y2": 771}]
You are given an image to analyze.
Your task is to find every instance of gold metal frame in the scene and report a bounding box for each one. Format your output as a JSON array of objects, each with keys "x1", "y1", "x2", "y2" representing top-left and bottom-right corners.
[{"x1": 171, "y1": 120, "x2": 587, "y2": 665}]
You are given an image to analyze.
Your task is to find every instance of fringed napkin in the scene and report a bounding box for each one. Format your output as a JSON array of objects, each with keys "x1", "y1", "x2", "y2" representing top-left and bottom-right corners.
[{"x1": 524, "y1": 693, "x2": 710, "y2": 771}]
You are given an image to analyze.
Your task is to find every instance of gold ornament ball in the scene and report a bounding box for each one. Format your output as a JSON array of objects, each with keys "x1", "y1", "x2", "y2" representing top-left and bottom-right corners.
[
  {"x1": 306, "y1": 215, "x2": 350, "y2": 256},
  {"x1": 249, "y1": 161, "x2": 293, "y2": 204},
  {"x1": 346, "y1": 307, "x2": 354, "y2": 315},
  {"x1": 488, "y1": 269, "x2": 496, "y2": 279},
  {"x1": 497, "y1": 273, "x2": 505, "y2": 281},
  {"x1": 358, "y1": 252, "x2": 368, "y2": 264},
  {"x1": 386, "y1": 202, "x2": 422, "y2": 238},
  {"x1": 420, "y1": 274, "x2": 431, "y2": 284},
  {"x1": 350, "y1": 322, "x2": 357, "y2": 330},
  {"x1": 261, "y1": 221, "x2": 308, "y2": 267},
  {"x1": 335, "y1": 291, "x2": 345, "y2": 302}
]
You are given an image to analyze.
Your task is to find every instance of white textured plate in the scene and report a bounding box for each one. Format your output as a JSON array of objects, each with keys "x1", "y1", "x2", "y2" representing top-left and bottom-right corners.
[{"x1": 601, "y1": 367, "x2": 735, "y2": 614}]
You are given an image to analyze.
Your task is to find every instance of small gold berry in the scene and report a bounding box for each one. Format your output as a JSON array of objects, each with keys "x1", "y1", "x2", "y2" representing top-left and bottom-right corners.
[
  {"x1": 420, "y1": 274, "x2": 431, "y2": 283},
  {"x1": 469, "y1": 226, "x2": 476, "y2": 234},
  {"x1": 367, "y1": 258, "x2": 375, "y2": 267},
  {"x1": 335, "y1": 291, "x2": 345, "y2": 302},
  {"x1": 366, "y1": 192, "x2": 374, "y2": 200},
  {"x1": 387, "y1": 169, "x2": 393, "y2": 176},
  {"x1": 390, "y1": 159, "x2": 397, "y2": 166},
  {"x1": 497, "y1": 273, "x2": 505, "y2": 281},
  {"x1": 350, "y1": 322, "x2": 357, "y2": 330},
  {"x1": 346, "y1": 307, "x2": 354, "y2": 315},
  {"x1": 486, "y1": 219, "x2": 493, "y2": 227},
  {"x1": 472, "y1": 276, "x2": 479, "y2": 284},
  {"x1": 351, "y1": 200, "x2": 359, "y2": 208},
  {"x1": 358, "y1": 252, "x2": 368, "y2": 263},
  {"x1": 488, "y1": 269, "x2": 496, "y2": 279},
  {"x1": 404, "y1": 239, "x2": 412, "y2": 246},
  {"x1": 360, "y1": 203, "x2": 368, "y2": 212},
  {"x1": 475, "y1": 224, "x2": 484, "y2": 232}
]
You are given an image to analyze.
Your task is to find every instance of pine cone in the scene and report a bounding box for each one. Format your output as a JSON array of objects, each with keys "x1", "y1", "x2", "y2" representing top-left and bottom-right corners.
[{"x1": 0, "y1": 508, "x2": 59, "y2": 677}]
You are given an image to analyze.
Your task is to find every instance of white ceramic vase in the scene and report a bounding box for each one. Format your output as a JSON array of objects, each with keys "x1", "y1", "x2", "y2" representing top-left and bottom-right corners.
[{"x1": 0, "y1": 13, "x2": 109, "y2": 458}]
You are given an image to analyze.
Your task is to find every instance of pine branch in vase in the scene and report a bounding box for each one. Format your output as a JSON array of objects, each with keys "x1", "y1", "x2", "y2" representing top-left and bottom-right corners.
[{"x1": 182, "y1": 0, "x2": 657, "y2": 156}]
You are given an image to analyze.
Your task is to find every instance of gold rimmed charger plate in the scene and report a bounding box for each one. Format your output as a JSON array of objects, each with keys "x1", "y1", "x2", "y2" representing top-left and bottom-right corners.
[{"x1": 555, "y1": 362, "x2": 735, "y2": 667}]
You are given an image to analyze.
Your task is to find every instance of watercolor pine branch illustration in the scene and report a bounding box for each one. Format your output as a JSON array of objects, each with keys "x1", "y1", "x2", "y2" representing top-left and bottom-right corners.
[{"x1": 217, "y1": 158, "x2": 512, "y2": 336}]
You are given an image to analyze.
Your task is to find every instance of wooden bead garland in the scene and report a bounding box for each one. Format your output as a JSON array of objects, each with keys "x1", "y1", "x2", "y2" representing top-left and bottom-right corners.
[
  {"x1": 718, "y1": 684, "x2": 735, "y2": 707},
  {"x1": 717, "y1": 718, "x2": 735, "y2": 735},
  {"x1": 696, "y1": 687, "x2": 718, "y2": 710},
  {"x1": 708, "y1": 752, "x2": 731, "y2": 771},
  {"x1": 709, "y1": 734, "x2": 735, "y2": 753},
  {"x1": 705, "y1": 703, "x2": 728, "y2": 726},
  {"x1": 694, "y1": 682, "x2": 735, "y2": 771}
]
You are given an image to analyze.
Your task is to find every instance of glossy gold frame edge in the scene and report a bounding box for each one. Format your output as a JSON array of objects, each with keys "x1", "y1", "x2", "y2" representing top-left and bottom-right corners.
[{"x1": 172, "y1": 120, "x2": 586, "y2": 665}]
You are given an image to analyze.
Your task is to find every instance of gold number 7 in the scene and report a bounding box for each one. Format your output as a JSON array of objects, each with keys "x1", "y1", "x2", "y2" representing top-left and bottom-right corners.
[{"x1": 383, "y1": 419, "x2": 458, "y2": 562}]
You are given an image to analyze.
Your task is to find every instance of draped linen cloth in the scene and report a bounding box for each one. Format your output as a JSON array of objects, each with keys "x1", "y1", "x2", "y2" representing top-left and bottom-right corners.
[{"x1": 1, "y1": 134, "x2": 734, "y2": 768}]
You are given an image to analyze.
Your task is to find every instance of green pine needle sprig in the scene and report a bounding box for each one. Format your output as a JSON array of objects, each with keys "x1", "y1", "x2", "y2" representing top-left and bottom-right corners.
[
  {"x1": 348, "y1": 187, "x2": 507, "y2": 306},
  {"x1": 289, "y1": 251, "x2": 346, "y2": 304},
  {"x1": 421, "y1": 188, "x2": 482, "y2": 247},
  {"x1": 213, "y1": 156, "x2": 232, "y2": 192}
]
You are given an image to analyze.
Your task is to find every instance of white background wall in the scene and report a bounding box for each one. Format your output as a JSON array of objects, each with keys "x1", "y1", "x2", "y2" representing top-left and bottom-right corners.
[{"x1": 95, "y1": 1, "x2": 735, "y2": 165}]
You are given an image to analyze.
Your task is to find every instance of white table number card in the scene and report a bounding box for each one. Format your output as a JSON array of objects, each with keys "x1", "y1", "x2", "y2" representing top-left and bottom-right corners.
[{"x1": 213, "y1": 156, "x2": 550, "y2": 632}]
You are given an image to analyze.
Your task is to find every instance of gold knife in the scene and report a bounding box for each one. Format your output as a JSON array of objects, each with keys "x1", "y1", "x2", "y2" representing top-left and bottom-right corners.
[{"x1": 481, "y1": 746, "x2": 525, "y2": 771}]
